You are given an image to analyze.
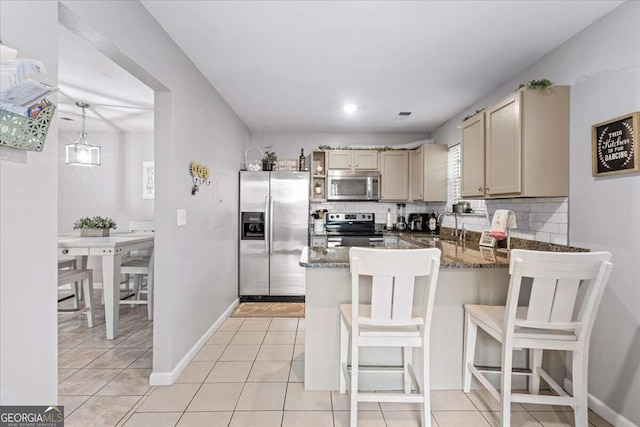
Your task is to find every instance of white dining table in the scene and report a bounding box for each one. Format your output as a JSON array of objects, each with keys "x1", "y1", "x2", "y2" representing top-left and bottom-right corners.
[{"x1": 58, "y1": 233, "x2": 154, "y2": 339}]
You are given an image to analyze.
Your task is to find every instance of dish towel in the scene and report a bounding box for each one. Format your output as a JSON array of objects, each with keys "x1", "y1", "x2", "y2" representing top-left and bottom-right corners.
[{"x1": 489, "y1": 210, "x2": 517, "y2": 240}]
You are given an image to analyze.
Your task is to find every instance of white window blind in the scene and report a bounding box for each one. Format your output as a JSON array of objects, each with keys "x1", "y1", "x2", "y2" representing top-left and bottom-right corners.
[
  {"x1": 448, "y1": 144, "x2": 486, "y2": 213},
  {"x1": 448, "y1": 144, "x2": 461, "y2": 205}
]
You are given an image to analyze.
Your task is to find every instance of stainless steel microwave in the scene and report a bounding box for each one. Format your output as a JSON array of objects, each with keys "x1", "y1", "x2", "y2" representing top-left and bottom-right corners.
[{"x1": 327, "y1": 170, "x2": 380, "y2": 201}]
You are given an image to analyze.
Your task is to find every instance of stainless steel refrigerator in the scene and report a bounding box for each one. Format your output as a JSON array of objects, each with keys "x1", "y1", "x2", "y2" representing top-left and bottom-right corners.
[{"x1": 239, "y1": 171, "x2": 309, "y2": 297}]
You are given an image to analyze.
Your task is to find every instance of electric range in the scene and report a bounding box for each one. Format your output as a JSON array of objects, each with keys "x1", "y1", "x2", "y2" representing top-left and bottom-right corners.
[{"x1": 324, "y1": 213, "x2": 383, "y2": 247}]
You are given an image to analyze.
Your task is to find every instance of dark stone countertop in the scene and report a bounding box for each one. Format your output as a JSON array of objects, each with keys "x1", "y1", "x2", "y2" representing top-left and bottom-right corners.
[{"x1": 300, "y1": 229, "x2": 588, "y2": 269}]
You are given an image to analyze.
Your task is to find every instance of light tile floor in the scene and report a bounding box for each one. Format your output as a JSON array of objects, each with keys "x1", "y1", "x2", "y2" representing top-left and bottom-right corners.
[{"x1": 58, "y1": 300, "x2": 613, "y2": 427}]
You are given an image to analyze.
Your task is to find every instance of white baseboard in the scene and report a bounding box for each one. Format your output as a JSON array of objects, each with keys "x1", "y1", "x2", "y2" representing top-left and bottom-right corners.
[
  {"x1": 149, "y1": 298, "x2": 239, "y2": 386},
  {"x1": 564, "y1": 378, "x2": 637, "y2": 427}
]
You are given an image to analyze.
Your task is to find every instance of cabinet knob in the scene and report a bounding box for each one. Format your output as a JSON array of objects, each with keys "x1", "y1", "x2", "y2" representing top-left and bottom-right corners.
[
  {"x1": 62, "y1": 249, "x2": 69, "y2": 254},
  {"x1": 478, "y1": 187, "x2": 483, "y2": 192},
  {"x1": 485, "y1": 187, "x2": 490, "y2": 191}
]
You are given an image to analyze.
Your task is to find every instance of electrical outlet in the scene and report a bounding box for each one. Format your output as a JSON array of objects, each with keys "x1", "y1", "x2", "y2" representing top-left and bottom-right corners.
[{"x1": 177, "y1": 209, "x2": 187, "y2": 227}]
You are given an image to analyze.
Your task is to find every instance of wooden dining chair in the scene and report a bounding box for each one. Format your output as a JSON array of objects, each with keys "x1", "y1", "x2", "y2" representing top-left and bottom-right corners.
[
  {"x1": 58, "y1": 258, "x2": 81, "y2": 307},
  {"x1": 340, "y1": 247, "x2": 442, "y2": 427},
  {"x1": 58, "y1": 268, "x2": 96, "y2": 328},
  {"x1": 119, "y1": 248, "x2": 154, "y2": 320},
  {"x1": 462, "y1": 249, "x2": 613, "y2": 427}
]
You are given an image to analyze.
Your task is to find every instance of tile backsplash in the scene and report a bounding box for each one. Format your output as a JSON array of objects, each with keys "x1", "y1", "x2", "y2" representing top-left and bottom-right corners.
[
  {"x1": 310, "y1": 201, "x2": 430, "y2": 224},
  {"x1": 312, "y1": 197, "x2": 569, "y2": 246},
  {"x1": 425, "y1": 197, "x2": 569, "y2": 245}
]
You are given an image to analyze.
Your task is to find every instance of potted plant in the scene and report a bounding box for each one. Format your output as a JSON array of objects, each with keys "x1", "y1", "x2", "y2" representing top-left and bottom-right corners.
[
  {"x1": 314, "y1": 181, "x2": 322, "y2": 194},
  {"x1": 262, "y1": 151, "x2": 277, "y2": 171},
  {"x1": 74, "y1": 216, "x2": 117, "y2": 237}
]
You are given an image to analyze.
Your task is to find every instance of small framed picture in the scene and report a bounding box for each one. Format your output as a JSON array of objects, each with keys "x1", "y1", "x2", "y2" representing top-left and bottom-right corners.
[
  {"x1": 479, "y1": 230, "x2": 496, "y2": 247},
  {"x1": 142, "y1": 161, "x2": 155, "y2": 200}
]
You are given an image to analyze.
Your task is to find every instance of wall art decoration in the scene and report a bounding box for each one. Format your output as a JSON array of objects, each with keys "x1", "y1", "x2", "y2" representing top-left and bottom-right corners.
[
  {"x1": 143, "y1": 161, "x2": 155, "y2": 199},
  {"x1": 592, "y1": 112, "x2": 639, "y2": 177}
]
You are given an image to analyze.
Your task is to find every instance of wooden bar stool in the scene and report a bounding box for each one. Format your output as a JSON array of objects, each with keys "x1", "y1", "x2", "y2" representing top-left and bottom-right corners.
[
  {"x1": 462, "y1": 249, "x2": 613, "y2": 427},
  {"x1": 58, "y1": 269, "x2": 96, "y2": 328},
  {"x1": 340, "y1": 247, "x2": 441, "y2": 427}
]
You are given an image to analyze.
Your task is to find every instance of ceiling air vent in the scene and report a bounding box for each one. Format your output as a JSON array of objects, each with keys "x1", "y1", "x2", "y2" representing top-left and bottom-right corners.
[
  {"x1": 60, "y1": 117, "x2": 75, "y2": 121},
  {"x1": 398, "y1": 112, "x2": 412, "y2": 116}
]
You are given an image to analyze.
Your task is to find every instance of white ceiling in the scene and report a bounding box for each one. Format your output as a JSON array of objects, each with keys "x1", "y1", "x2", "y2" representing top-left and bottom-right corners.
[
  {"x1": 142, "y1": 0, "x2": 622, "y2": 134},
  {"x1": 58, "y1": 25, "x2": 154, "y2": 133}
]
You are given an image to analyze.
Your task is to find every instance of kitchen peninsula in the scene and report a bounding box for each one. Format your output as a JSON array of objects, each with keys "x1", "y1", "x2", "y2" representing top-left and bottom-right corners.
[{"x1": 300, "y1": 233, "x2": 584, "y2": 392}]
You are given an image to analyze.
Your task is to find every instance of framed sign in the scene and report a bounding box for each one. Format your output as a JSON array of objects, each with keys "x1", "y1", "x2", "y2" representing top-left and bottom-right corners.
[
  {"x1": 479, "y1": 230, "x2": 496, "y2": 248},
  {"x1": 142, "y1": 161, "x2": 155, "y2": 199},
  {"x1": 592, "y1": 112, "x2": 639, "y2": 177}
]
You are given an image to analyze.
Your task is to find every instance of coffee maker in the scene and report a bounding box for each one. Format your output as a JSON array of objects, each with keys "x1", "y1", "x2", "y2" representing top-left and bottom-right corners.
[{"x1": 408, "y1": 213, "x2": 424, "y2": 231}]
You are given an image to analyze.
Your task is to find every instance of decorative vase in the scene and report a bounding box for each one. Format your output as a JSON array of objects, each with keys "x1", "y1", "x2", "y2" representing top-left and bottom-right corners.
[
  {"x1": 262, "y1": 161, "x2": 273, "y2": 171},
  {"x1": 314, "y1": 187, "x2": 322, "y2": 194},
  {"x1": 81, "y1": 228, "x2": 110, "y2": 237}
]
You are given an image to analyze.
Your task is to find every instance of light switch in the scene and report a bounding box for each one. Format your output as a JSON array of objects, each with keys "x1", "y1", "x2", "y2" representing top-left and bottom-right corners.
[{"x1": 177, "y1": 209, "x2": 187, "y2": 227}]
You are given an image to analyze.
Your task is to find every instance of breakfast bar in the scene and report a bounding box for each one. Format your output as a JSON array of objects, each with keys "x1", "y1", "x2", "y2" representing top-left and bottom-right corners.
[{"x1": 300, "y1": 233, "x2": 573, "y2": 391}]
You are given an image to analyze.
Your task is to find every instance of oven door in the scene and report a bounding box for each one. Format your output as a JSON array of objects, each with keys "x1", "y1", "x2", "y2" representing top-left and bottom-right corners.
[{"x1": 327, "y1": 171, "x2": 380, "y2": 201}]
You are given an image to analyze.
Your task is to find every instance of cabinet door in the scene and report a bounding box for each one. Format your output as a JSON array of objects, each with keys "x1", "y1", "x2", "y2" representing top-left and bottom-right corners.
[
  {"x1": 486, "y1": 92, "x2": 521, "y2": 195},
  {"x1": 380, "y1": 151, "x2": 409, "y2": 201},
  {"x1": 411, "y1": 147, "x2": 424, "y2": 201},
  {"x1": 460, "y1": 113, "x2": 486, "y2": 197},
  {"x1": 327, "y1": 151, "x2": 352, "y2": 170},
  {"x1": 353, "y1": 151, "x2": 378, "y2": 170}
]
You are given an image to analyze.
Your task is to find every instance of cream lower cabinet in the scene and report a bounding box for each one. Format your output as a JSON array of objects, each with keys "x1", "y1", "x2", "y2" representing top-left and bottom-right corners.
[
  {"x1": 411, "y1": 144, "x2": 448, "y2": 201},
  {"x1": 380, "y1": 151, "x2": 409, "y2": 201},
  {"x1": 327, "y1": 150, "x2": 378, "y2": 171},
  {"x1": 461, "y1": 86, "x2": 569, "y2": 199}
]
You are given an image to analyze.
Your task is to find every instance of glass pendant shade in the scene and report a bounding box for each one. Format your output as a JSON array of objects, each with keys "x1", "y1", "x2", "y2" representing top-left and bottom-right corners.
[{"x1": 65, "y1": 102, "x2": 101, "y2": 166}]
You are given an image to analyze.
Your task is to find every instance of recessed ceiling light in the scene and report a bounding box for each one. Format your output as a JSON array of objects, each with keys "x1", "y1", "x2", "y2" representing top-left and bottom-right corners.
[{"x1": 342, "y1": 104, "x2": 358, "y2": 114}]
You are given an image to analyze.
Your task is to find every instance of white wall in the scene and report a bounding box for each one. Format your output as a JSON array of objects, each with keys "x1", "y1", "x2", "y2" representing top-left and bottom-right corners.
[
  {"x1": 251, "y1": 132, "x2": 428, "y2": 160},
  {"x1": 0, "y1": 2, "x2": 58, "y2": 404},
  {"x1": 60, "y1": 0, "x2": 252, "y2": 380},
  {"x1": 429, "y1": 1, "x2": 640, "y2": 423},
  {"x1": 58, "y1": 131, "x2": 154, "y2": 233}
]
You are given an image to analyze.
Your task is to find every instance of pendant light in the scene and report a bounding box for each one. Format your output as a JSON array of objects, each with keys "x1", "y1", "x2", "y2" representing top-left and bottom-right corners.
[{"x1": 65, "y1": 102, "x2": 101, "y2": 166}]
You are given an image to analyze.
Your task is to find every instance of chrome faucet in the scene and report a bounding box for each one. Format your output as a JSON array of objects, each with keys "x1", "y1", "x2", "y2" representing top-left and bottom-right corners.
[{"x1": 437, "y1": 212, "x2": 459, "y2": 237}]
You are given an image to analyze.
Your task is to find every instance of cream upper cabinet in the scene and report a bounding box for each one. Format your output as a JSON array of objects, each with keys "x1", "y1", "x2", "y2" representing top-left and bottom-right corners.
[
  {"x1": 410, "y1": 144, "x2": 448, "y2": 202},
  {"x1": 353, "y1": 151, "x2": 378, "y2": 170},
  {"x1": 486, "y1": 93, "x2": 522, "y2": 196},
  {"x1": 327, "y1": 150, "x2": 352, "y2": 170},
  {"x1": 410, "y1": 147, "x2": 424, "y2": 200},
  {"x1": 327, "y1": 150, "x2": 378, "y2": 171},
  {"x1": 460, "y1": 113, "x2": 486, "y2": 197},
  {"x1": 380, "y1": 151, "x2": 409, "y2": 201},
  {"x1": 460, "y1": 86, "x2": 569, "y2": 199}
]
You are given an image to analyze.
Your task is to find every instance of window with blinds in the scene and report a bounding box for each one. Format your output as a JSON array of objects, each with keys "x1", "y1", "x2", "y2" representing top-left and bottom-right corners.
[
  {"x1": 448, "y1": 144, "x2": 461, "y2": 204},
  {"x1": 448, "y1": 144, "x2": 486, "y2": 213}
]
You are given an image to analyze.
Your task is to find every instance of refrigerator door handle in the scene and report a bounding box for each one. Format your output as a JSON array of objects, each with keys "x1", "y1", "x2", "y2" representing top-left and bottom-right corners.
[
  {"x1": 264, "y1": 195, "x2": 269, "y2": 253},
  {"x1": 269, "y1": 196, "x2": 274, "y2": 254}
]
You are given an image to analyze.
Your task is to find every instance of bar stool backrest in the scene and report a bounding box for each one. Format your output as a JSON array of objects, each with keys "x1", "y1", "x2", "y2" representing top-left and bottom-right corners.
[
  {"x1": 506, "y1": 249, "x2": 613, "y2": 345},
  {"x1": 349, "y1": 247, "x2": 441, "y2": 333}
]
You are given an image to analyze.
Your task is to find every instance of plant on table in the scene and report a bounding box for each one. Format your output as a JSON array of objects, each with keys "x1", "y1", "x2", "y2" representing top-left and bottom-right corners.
[{"x1": 74, "y1": 216, "x2": 117, "y2": 236}]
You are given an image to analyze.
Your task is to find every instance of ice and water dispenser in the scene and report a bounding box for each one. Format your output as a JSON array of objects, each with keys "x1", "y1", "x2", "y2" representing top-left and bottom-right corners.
[{"x1": 241, "y1": 212, "x2": 265, "y2": 240}]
